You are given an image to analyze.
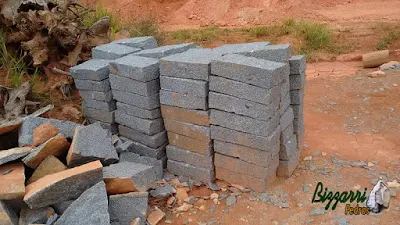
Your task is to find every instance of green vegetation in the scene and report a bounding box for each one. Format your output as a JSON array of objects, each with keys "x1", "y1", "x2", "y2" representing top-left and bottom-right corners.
[
  {"x1": 82, "y1": 2, "x2": 120, "y2": 32},
  {"x1": 129, "y1": 18, "x2": 162, "y2": 42},
  {"x1": 171, "y1": 27, "x2": 230, "y2": 43},
  {"x1": 376, "y1": 31, "x2": 400, "y2": 50}
]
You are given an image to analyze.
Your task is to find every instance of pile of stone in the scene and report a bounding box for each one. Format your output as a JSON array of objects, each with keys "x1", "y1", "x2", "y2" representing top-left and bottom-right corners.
[
  {"x1": 159, "y1": 49, "x2": 221, "y2": 183},
  {"x1": 0, "y1": 117, "x2": 163, "y2": 225}
]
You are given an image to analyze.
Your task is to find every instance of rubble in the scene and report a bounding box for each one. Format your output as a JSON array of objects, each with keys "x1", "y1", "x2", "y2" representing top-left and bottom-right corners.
[
  {"x1": 32, "y1": 122, "x2": 60, "y2": 146},
  {"x1": 0, "y1": 147, "x2": 33, "y2": 166},
  {"x1": 109, "y1": 192, "x2": 148, "y2": 225},
  {"x1": 0, "y1": 162, "x2": 25, "y2": 200},
  {"x1": 27, "y1": 155, "x2": 67, "y2": 184}
]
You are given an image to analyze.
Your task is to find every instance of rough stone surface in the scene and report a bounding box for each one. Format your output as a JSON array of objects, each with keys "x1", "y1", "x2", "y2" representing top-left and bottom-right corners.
[
  {"x1": 0, "y1": 147, "x2": 33, "y2": 166},
  {"x1": 82, "y1": 98, "x2": 116, "y2": 112},
  {"x1": 281, "y1": 123, "x2": 294, "y2": 143},
  {"x1": 160, "y1": 105, "x2": 210, "y2": 126},
  {"x1": 27, "y1": 155, "x2": 67, "y2": 184},
  {"x1": 23, "y1": 133, "x2": 70, "y2": 169},
  {"x1": 86, "y1": 119, "x2": 119, "y2": 135},
  {"x1": 109, "y1": 74, "x2": 160, "y2": 96},
  {"x1": 18, "y1": 117, "x2": 80, "y2": 147},
  {"x1": 116, "y1": 102, "x2": 161, "y2": 119},
  {"x1": 280, "y1": 92, "x2": 291, "y2": 116},
  {"x1": 66, "y1": 123, "x2": 118, "y2": 167},
  {"x1": 83, "y1": 108, "x2": 115, "y2": 123},
  {"x1": 160, "y1": 89, "x2": 207, "y2": 110},
  {"x1": 213, "y1": 42, "x2": 270, "y2": 55},
  {"x1": 280, "y1": 106, "x2": 294, "y2": 131},
  {"x1": 240, "y1": 44, "x2": 292, "y2": 63},
  {"x1": 209, "y1": 92, "x2": 278, "y2": 121},
  {"x1": 211, "y1": 54, "x2": 289, "y2": 89},
  {"x1": 54, "y1": 181, "x2": 110, "y2": 225},
  {"x1": 51, "y1": 200, "x2": 74, "y2": 215},
  {"x1": 112, "y1": 37, "x2": 157, "y2": 49},
  {"x1": 166, "y1": 145, "x2": 213, "y2": 169},
  {"x1": 289, "y1": 55, "x2": 306, "y2": 74},
  {"x1": 119, "y1": 126, "x2": 167, "y2": 150},
  {"x1": 293, "y1": 117, "x2": 305, "y2": 135},
  {"x1": 23, "y1": 161, "x2": 103, "y2": 209},
  {"x1": 0, "y1": 200, "x2": 18, "y2": 225},
  {"x1": 160, "y1": 48, "x2": 222, "y2": 81},
  {"x1": 209, "y1": 75, "x2": 280, "y2": 105},
  {"x1": 109, "y1": 192, "x2": 148, "y2": 225},
  {"x1": 211, "y1": 125, "x2": 280, "y2": 151},
  {"x1": 109, "y1": 55, "x2": 159, "y2": 82},
  {"x1": 115, "y1": 111, "x2": 164, "y2": 135},
  {"x1": 167, "y1": 160, "x2": 214, "y2": 183},
  {"x1": 79, "y1": 89, "x2": 113, "y2": 102},
  {"x1": 0, "y1": 162, "x2": 25, "y2": 200},
  {"x1": 32, "y1": 122, "x2": 59, "y2": 146},
  {"x1": 160, "y1": 76, "x2": 208, "y2": 98},
  {"x1": 279, "y1": 135, "x2": 298, "y2": 161},
  {"x1": 280, "y1": 78, "x2": 290, "y2": 99},
  {"x1": 92, "y1": 43, "x2": 141, "y2": 60},
  {"x1": 149, "y1": 184, "x2": 176, "y2": 198},
  {"x1": 167, "y1": 132, "x2": 213, "y2": 156},
  {"x1": 292, "y1": 105, "x2": 304, "y2": 119},
  {"x1": 74, "y1": 78, "x2": 111, "y2": 92},
  {"x1": 70, "y1": 59, "x2": 112, "y2": 81},
  {"x1": 290, "y1": 89, "x2": 305, "y2": 105},
  {"x1": 210, "y1": 109, "x2": 279, "y2": 137},
  {"x1": 119, "y1": 152, "x2": 163, "y2": 179},
  {"x1": 19, "y1": 206, "x2": 55, "y2": 225},
  {"x1": 277, "y1": 150, "x2": 300, "y2": 178},
  {"x1": 134, "y1": 43, "x2": 197, "y2": 59},
  {"x1": 163, "y1": 119, "x2": 210, "y2": 141},
  {"x1": 289, "y1": 73, "x2": 306, "y2": 90},
  {"x1": 112, "y1": 91, "x2": 160, "y2": 110},
  {"x1": 117, "y1": 137, "x2": 166, "y2": 159}
]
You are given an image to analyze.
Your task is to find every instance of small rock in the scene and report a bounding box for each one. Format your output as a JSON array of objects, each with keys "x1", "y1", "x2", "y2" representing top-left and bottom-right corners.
[
  {"x1": 32, "y1": 122, "x2": 59, "y2": 146},
  {"x1": 337, "y1": 216, "x2": 348, "y2": 225},
  {"x1": 218, "y1": 192, "x2": 229, "y2": 200},
  {"x1": 210, "y1": 193, "x2": 219, "y2": 200},
  {"x1": 228, "y1": 187, "x2": 242, "y2": 194},
  {"x1": 209, "y1": 205, "x2": 216, "y2": 212},
  {"x1": 280, "y1": 203, "x2": 289, "y2": 208},
  {"x1": 307, "y1": 164, "x2": 316, "y2": 171},
  {"x1": 208, "y1": 183, "x2": 220, "y2": 191},
  {"x1": 176, "y1": 203, "x2": 193, "y2": 212},
  {"x1": 184, "y1": 196, "x2": 198, "y2": 205},
  {"x1": 368, "y1": 70, "x2": 386, "y2": 78},
  {"x1": 297, "y1": 203, "x2": 303, "y2": 207},
  {"x1": 306, "y1": 219, "x2": 314, "y2": 224},
  {"x1": 304, "y1": 156, "x2": 312, "y2": 161},
  {"x1": 303, "y1": 185, "x2": 310, "y2": 192},
  {"x1": 131, "y1": 218, "x2": 141, "y2": 225},
  {"x1": 309, "y1": 208, "x2": 325, "y2": 216},
  {"x1": 258, "y1": 193, "x2": 270, "y2": 203},
  {"x1": 353, "y1": 184, "x2": 361, "y2": 190},
  {"x1": 393, "y1": 83, "x2": 398, "y2": 87},
  {"x1": 368, "y1": 162, "x2": 375, "y2": 167},
  {"x1": 150, "y1": 184, "x2": 176, "y2": 198},
  {"x1": 147, "y1": 207, "x2": 165, "y2": 225},
  {"x1": 380, "y1": 61, "x2": 400, "y2": 70},
  {"x1": 27, "y1": 155, "x2": 67, "y2": 184},
  {"x1": 0, "y1": 162, "x2": 25, "y2": 200},
  {"x1": 226, "y1": 196, "x2": 236, "y2": 206},
  {"x1": 175, "y1": 188, "x2": 189, "y2": 205},
  {"x1": 371, "y1": 160, "x2": 379, "y2": 164},
  {"x1": 350, "y1": 161, "x2": 367, "y2": 167},
  {"x1": 388, "y1": 180, "x2": 400, "y2": 188},
  {"x1": 167, "y1": 196, "x2": 176, "y2": 206},
  {"x1": 321, "y1": 152, "x2": 327, "y2": 156},
  {"x1": 231, "y1": 183, "x2": 246, "y2": 191}
]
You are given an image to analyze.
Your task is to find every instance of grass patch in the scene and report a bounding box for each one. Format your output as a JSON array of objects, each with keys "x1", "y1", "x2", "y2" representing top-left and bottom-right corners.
[
  {"x1": 376, "y1": 31, "x2": 400, "y2": 50},
  {"x1": 83, "y1": 2, "x2": 120, "y2": 32},
  {"x1": 129, "y1": 18, "x2": 163, "y2": 43},
  {"x1": 170, "y1": 27, "x2": 230, "y2": 43}
]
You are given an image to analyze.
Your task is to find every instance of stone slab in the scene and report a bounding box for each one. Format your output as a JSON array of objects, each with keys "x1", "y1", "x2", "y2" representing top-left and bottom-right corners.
[
  {"x1": 83, "y1": 99, "x2": 116, "y2": 112},
  {"x1": 160, "y1": 76, "x2": 208, "y2": 98},
  {"x1": 166, "y1": 145, "x2": 213, "y2": 169},
  {"x1": 19, "y1": 206, "x2": 55, "y2": 225},
  {"x1": 279, "y1": 135, "x2": 298, "y2": 161},
  {"x1": 160, "y1": 105, "x2": 210, "y2": 126},
  {"x1": 240, "y1": 44, "x2": 292, "y2": 63},
  {"x1": 277, "y1": 149, "x2": 300, "y2": 178},
  {"x1": 116, "y1": 102, "x2": 161, "y2": 119},
  {"x1": 167, "y1": 132, "x2": 213, "y2": 156},
  {"x1": 167, "y1": 160, "x2": 214, "y2": 183},
  {"x1": 280, "y1": 78, "x2": 290, "y2": 99},
  {"x1": 112, "y1": 91, "x2": 160, "y2": 110},
  {"x1": 83, "y1": 108, "x2": 115, "y2": 124},
  {"x1": 0, "y1": 147, "x2": 33, "y2": 166},
  {"x1": 27, "y1": 155, "x2": 67, "y2": 185},
  {"x1": 120, "y1": 138, "x2": 167, "y2": 159},
  {"x1": 290, "y1": 89, "x2": 304, "y2": 105},
  {"x1": 119, "y1": 126, "x2": 167, "y2": 149},
  {"x1": 213, "y1": 42, "x2": 270, "y2": 55},
  {"x1": 70, "y1": 59, "x2": 112, "y2": 81},
  {"x1": 115, "y1": 111, "x2": 164, "y2": 135},
  {"x1": 134, "y1": 43, "x2": 197, "y2": 59},
  {"x1": 109, "y1": 192, "x2": 148, "y2": 225},
  {"x1": 74, "y1": 78, "x2": 111, "y2": 92},
  {"x1": 280, "y1": 92, "x2": 291, "y2": 116},
  {"x1": 119, "y1": 152, "x2": 164, "y2": 179},
  {"x1": 289, "y1": 55, "x2": 306, "y2": 75},
  {"x1": 289, "y1": 73, "x2": 306, "y2": 90},
  {"x1": 109, "y1": 55, "x2": 159, "y2": 82},
  {"x1": 92, "y1": 43, "x2": 141, "y2": 60},
  {"x1": 292, "y1": 104, "x2": 304, "y2": 119},
  {"x1": 280, "y1": 106, "x2": 294, "y2": 132},
  {"x1": 109, "y1": 74, "x2": 160, "y2": 96},
  {"x1": 86, "y1": 119, "x2": 119, "y2": 135},
  {"x1": 160, "y1": 89, "x2": 207, "y2": 110},
  {"x1": 281, "y1": 122, "x2": 294, "y2": 144},
  {"x1": 112, "y1": 36, "x2": 157, "y2": 49},
  {"x1": 0, "y1": 200, "x2": 18, "y2": 225},
  {"x1": 163, "y1": 119, "x2": 210, "y2": 141},
  {"x1": 0, "y1": 162, "x2": 25, "y2": 200},
  {"x1": 79, "y1": 89, "x2": 113, "y2": 102}
]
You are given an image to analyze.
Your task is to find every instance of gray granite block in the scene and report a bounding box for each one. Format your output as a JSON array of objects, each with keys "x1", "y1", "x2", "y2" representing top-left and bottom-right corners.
[
  {"x1": 83, "y1": 107, "x2": 115, "y2": 123},
  {"x1": 119, "y1": 152, "x2": 163, "y2": 179},
  {"x1": 86, "y1": 119, "x2": 118, "y2": 135},
  {"x1": 112, "y1": 36, "x2": 157, "y2": 49},
  {"x1": 280, "y1": 106, "x2": 294, "y2": 132},
  {"x1": 281, "y1": 122, "x2": 294, "y2": 143},
  {"x1": 167, "y1": 159, "x2": 214, "y2": 183},
  {"x1": 116, "y1": 102, "x2": 161, "y2": 119},
  {"x1": 290, "y1": 89, "x2": 304, "y2": 105},
  {"x1": 163, "y1": 119, "x2": 210, "y2": 141},
  {"x1": 112, "y1": 90, "x2": 160, "y2": 110},
  {"x1": 52, "y1": 200, "x2": 74, "y2": 215},
  {"x1": 92, "y1": 43, "x2": 141, "y2": 60},
  {"x1": 280, "y1": 92, "x2": 291, "y2": 116},
  {"x1": 115, "y1": 110, "x2": 164, "y2": 135},
  {"x1": 160, "y1": 48, "x2": 222, "y2": 81},
  {"x1": 134, "y1": 43, "x2": 197, "y2": 59},
  {"x1": 209, "y1": 75, "x2": 280, "y2": 105},
  {"x1": 210, "y1": 109, "x2": 279, "y2": 137},
  {"x1": 118, "y1": 125, "x2": 167, "y2": 149},
  {"x1": 70, "y1": 59, "x2": 112, "y2": 81},
  {"x1": 18, "y1": 117, "x2": 81, "y2": 146},
  {"x1": 241, "y1": 44, "x2": 292, "y2": 63},
  {"x1": 19, "y1": 206, "x2": 56, "y2": 225},
  {"x1": 277, "y1": 149, "x2": 300, "y2": 178},
  {"x1": 289, "y1": 72, "x2": 306, "y2": 90},
  {"x1": 109, "y1": 55, "x2": 159, "y2": 82},
  {"x1": 160, "y1": 76, "x2": 208, "y2": 98},
  {"x1": 211, "y1": 54, "x2": 289, "y2": 89},
  {"x1": 74, "y1": 78, "x2": 111, "y2": 92},
  {"x1": 211, "y1": 125, "x2": 280, "y2": 151},
  {"x1": 292, "y1": 104, "x2": 303, "y2": 119},
  {"x1": 0, "y1": 201, "x2": 18, "y2": 225},
  {"x1": 213, "y1": 42, "x2": 270, "y2": 55},
  {"x1": 83, "y1": 98, "x2": 116, "y2": 111},
  {"x1": 122, "y1": 138, "x2": 167, "y2": 159},
  {"x1": 109, "y1": 192, "x2": 148, "y2": 225},
  {"x1": 289, "y1": 55, "x2": 306, "y2": 75},
  {"x1": 279, "y1": 134, "x2": 298, "y2": 161},
  {"x1": 209, "y1": 92, "x2": 278, "y2": 121},
  {"x1": 293, "y1": 117, "x2": 305, "y2": 134},
  {"x1": 109, "y1": 74, "x2": 160, "y2": 96},
  {"x1": 280, "y1": 78, "x2": 290, "y2": 99},
  {"x1": 79, "y1": 89, "x2": 113, "y2": 102},
  {"x1": 159, "y1": 89, "x2": 207, "y2": 110},
  {"x1": 166, "y1": 145, "x2": 213, "y2": 170}
]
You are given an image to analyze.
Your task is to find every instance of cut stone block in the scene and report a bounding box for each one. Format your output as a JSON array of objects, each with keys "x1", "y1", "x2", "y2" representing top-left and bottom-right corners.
[
  {"x1": 109, "y1": 74, "x2": 160, "y2": 96},
  {"x1": 210, "y1": 109, "x2": 279, "y2": 137},
  {"x1": 119, "y1": 152, "x2": 163, "y2": 179},
  {"x1": 51, "y1": 200, "x2": 74, "y2": 215},
  {"x1": 211, "y1": 54, "x2": 289, "y2": 89},
  {"x1": 23, "y1": 133, "x2": 70, "y2": 169},
  {"x1": 32, "y1": 122, "x2": 59, "y2": 147},
  {"x1": 116, "y1": 102, "x2": 161, "y2": 119},
  {"x1": 112, "y1": 91, "x2": 160, "y2": 110},
  {"x1": 209, "y1": 75, "x2": 280, "y2": 105},
  {"x1": 74, "y1": 78, "x2": 111, "y2": 92},
  {"x1": 118, "y1": 126, "x2": 167, "y2": 149},
  {"x1": 0, "y1": 162, "x2": 25, "y2": 200},
  {"x1": 109, "y1": 192, "x2": 148, "y2": 225},
  {"x1": 160, "y1": 76, "x2": 208, "y2": 98},
  {"x1": 19, "y1": 206, "x2": 55, "y2": 225},
  {"x1": 83, "y1": 98, "x2": 116, "y2": 112},
  {"x1": 167, "y1": 132, "x2": 213, "y2": 156},
  {"x1": 115, "y1": 110, "x2": 164, "y2": 135},
  {"x1": 86, "y1": 119, "x2": 119, "y2": 135},
  {"x1": 211, "y1": 125, "x2": 280, "y2": 151},
  {"x1": 214, "y1": 140, "x2": 279, "y2": 167},
  {"x1": 67, "y1": 123, "x2": 118, "y2": 167},
  {"x1": 163, "y1": 119, "x2": 210, "y2": 141},
  {"x1": 242, "y1": 44, "x2": 292, "y2": 63},
  {"x1": 18, "y1": 117, "x2": 80, "y2": 147},
  {"x1": 160, "y1": 89, "x2": 207, "y2": 110},
  {"x1": 280, "y1": 78, "x2": 290, "y2": 99},
  {"x1": 280, "y1": 92, "x2": 291, "y2": 116},
  {"x1": 296, "y1": 130, "x2": 305, "y2": 151},
  {"x1": 277, "y1": 150, "x2": 300, "y2": 178},
  {"x1": 54, "y1": 181, "x2": 109, "y2": 225},
  {"x1": 103, "y1": 162, "x2": 157, "y2": 193},
  {"x1": 209, "y1": 92, "x2": 278, "y2": 121},
  {"x1": 0, "y1": 147, "x2": 33, "y2": 166},
  {"x1": 79, "y1": 89, "x2": 113, "y2": 102},
  {"x1": 92, "y1": 43, "x2": 141, "y2": 60},
  {"x1": 292, "y1": 104, "x2": 304, "y2": 119},
  {"x1": 109, "y1": 55, "x2": 159, "y2": 82},
  {"x1": 279, "y1": 135, "x2": 298, "y2": 161},
  {"x1": 213, "y1": 42, "x2": 270, "y2": 55},
  {"x1": 83, "y1": 108, "x2": 115, "y2": 123},
  {"x1": 167, "y1": 160, "x2": 214, "y2": 183},
  {"x1": 280, "y1": 106, "x2": 294, "y2": 132},
  {"x1": 27, "y1": 155, "x2": 67, "y2": 185},
  {"x1": 134, "y1": 43, "x2": 197, "y2": 59},
  {"x1": 281, "y1": 122, "x2": 294, "y2": 144},
  {"x1": 120, "y1": 138, "x2": 166, "y2": 159},
  {"x1": 24, "y1": 161, "x2": 103, "y2": 209},
  {"x1": 70, "y1": 59, "x2": 112, "y2": 81},
  {"x1": 290, "y1": 89, "x2": 304, "y2": 105},
  {"x1": 0, "y1": 200, "x2": 18, "y2": 225},
  {"x1": 160, "y1": 105, "x2": 210, "y2": 126},
  {"x1": 166, "y1": 145, "x2": 213, "y2": 169},
  {"x1": 289, "y1": 55, "x2": 306, "y2": 75},
  {"x1": 160, "y1": 48, "x2": 222, "y2": 81},
  {"x1": 293, "y1": 117, "x2": 305, "y2": 135},
  {"x1": 289, "y1": 73, "x2": 306, "y2": 90},
  {"x1": 112, "y1": 36, "x2": 157, "y2": 49}
]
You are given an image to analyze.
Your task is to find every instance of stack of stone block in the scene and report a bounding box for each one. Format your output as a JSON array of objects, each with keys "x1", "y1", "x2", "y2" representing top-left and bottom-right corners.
[
  {"x1": 159, "y1": 49, "x2": 221, "y2": 183},
  {"x1": 209, "y1": 53, "x2": 289, "y2": 192},
  {"x1": 70, "y1": 59, "x2": 118, "y2": 134}
]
